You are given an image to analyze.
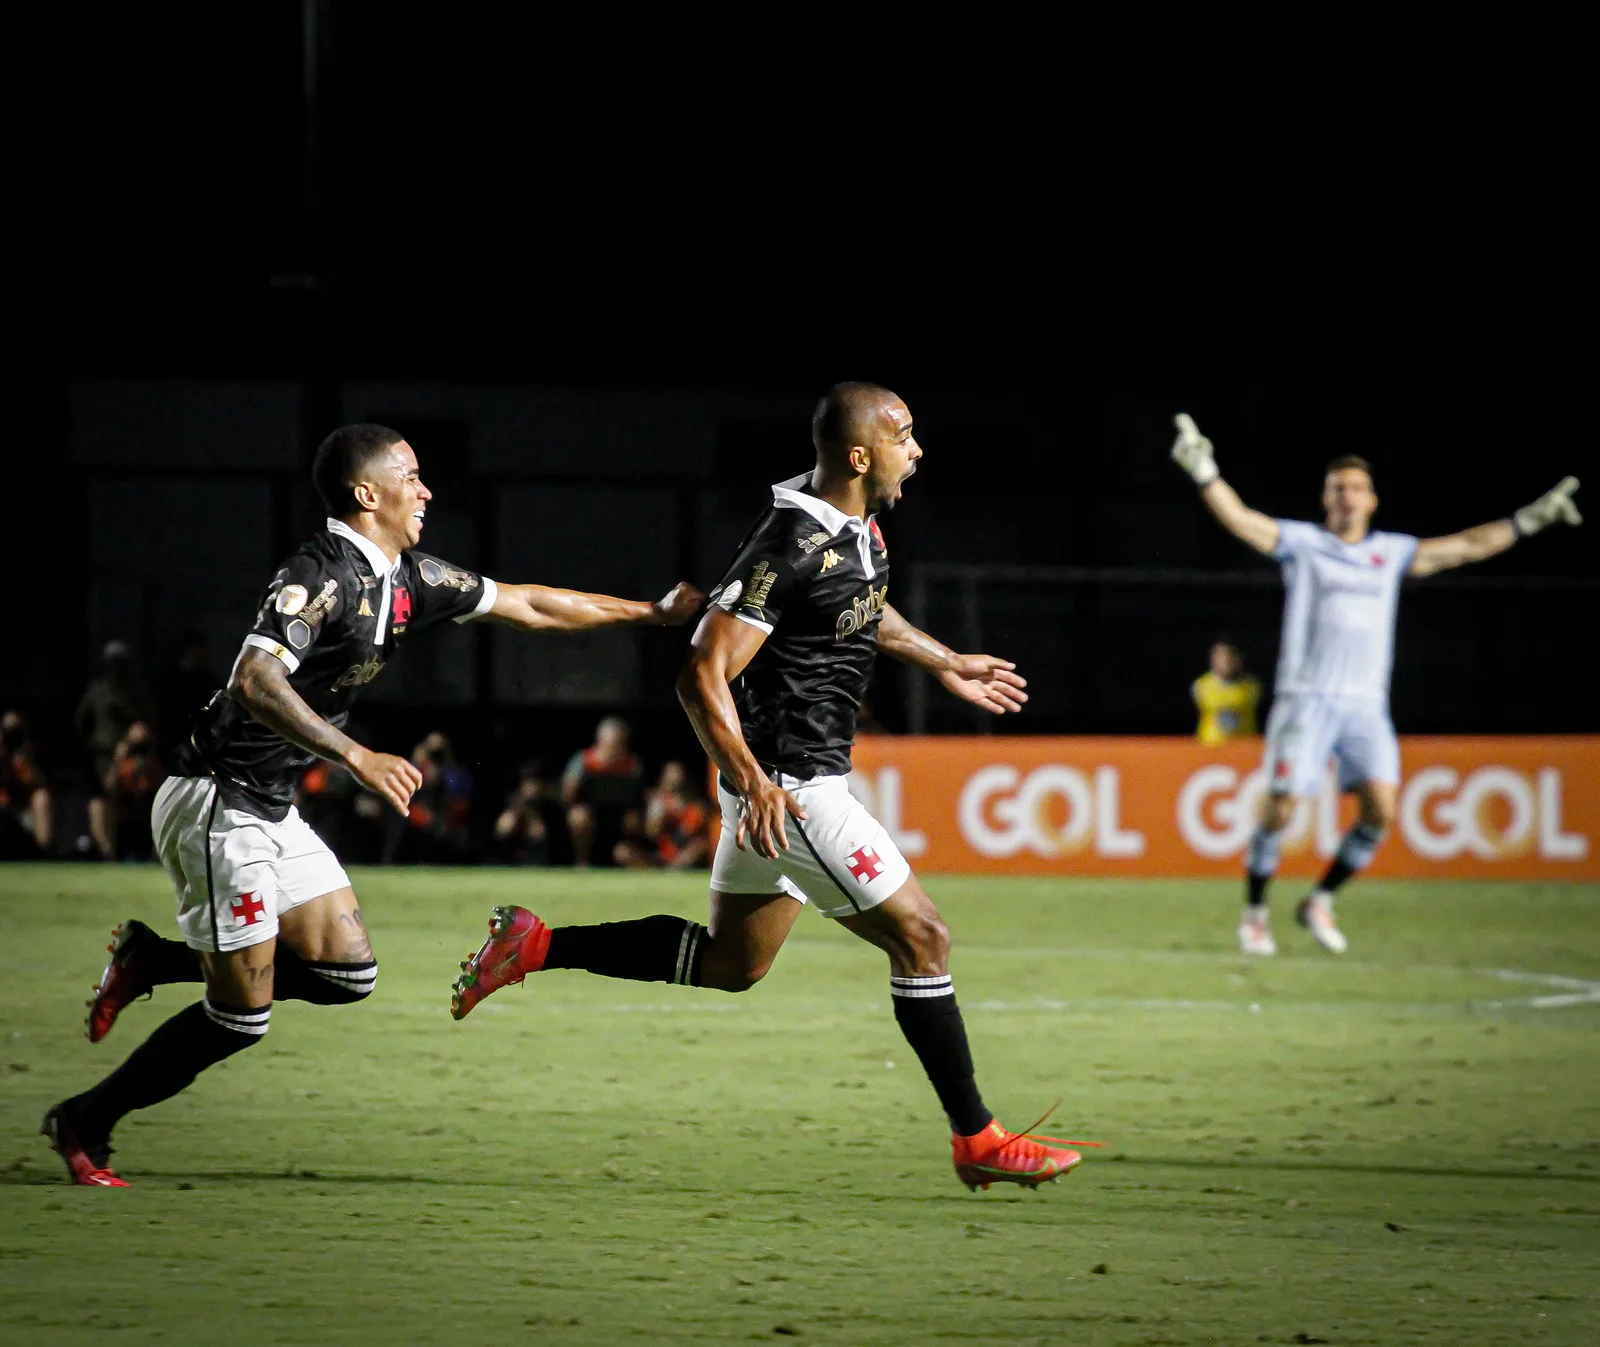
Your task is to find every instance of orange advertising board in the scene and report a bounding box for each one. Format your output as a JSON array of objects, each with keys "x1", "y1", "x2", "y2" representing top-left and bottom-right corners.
[{"x1": 831, "y1": 736, "x2": 1600, "y2": 880}]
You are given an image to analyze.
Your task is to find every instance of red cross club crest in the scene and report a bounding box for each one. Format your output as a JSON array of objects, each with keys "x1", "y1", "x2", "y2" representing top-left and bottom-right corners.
[
  {"x1": 391, "y1": 587, "x2": 413, "y2": 629},
  {"x1": 846, "y1": 845, "x2": 885, "y2": 884},
  {"x1": 231, "y1": 892, "x2": 266, "y2": 926}
]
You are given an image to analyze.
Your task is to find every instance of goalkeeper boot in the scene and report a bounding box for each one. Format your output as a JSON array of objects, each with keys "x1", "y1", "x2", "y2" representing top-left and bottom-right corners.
[
  {"x1": 952, "y1": 1119, "x2": 1089, "y2": 1191},
  {"x1": 41, "y1": 1105, "x2": 128, "y2": 1187},
  {"x1": 451, "y1": 906, "x2": 551, "y2": 1020},
  {"x1": 1237, "y1": 907, "x2": 1276, "y2": 957},
  {"x1": 1296, "y1": 891, "x2": 1348, "y2": 954},
  {"x1": 86, "y1": 919, "x2": 157, "y2": 1043}
]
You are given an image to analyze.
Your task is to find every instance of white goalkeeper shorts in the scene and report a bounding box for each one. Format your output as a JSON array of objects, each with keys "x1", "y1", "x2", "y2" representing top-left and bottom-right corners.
[
  {"x1": 152, "y1": 776, "x2": 351, "y2": 953},
  {"x1": 1261, "y1": 695, "x2": 1401, "y2": 797},
  {"x1": 710, "y1": 770, "x2": 911, "y2": 919}
]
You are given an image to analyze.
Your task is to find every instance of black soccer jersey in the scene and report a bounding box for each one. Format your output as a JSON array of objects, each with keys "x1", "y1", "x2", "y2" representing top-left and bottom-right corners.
[
  {"x1": 173, "y1": 519, "x2": 495, "y2": 820},
  {"x1": 711, "y1": 474, "x2": 890, "y2": 779}
]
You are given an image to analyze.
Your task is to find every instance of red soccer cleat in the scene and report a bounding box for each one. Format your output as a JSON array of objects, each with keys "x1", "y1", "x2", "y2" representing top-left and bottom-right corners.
[
  {"x1": 41, "y1": 1106, "x2": 128, "y2": 1187},
  {"x1": 450, "y1": 905, "x2": 551, "y2": 1021},
  {"x1": 86, "y1": 919, "x2": 155, "y2": 1043},
  {"x1": 952, "y1": 1115, "x2": 1101, "y2": 1191}
]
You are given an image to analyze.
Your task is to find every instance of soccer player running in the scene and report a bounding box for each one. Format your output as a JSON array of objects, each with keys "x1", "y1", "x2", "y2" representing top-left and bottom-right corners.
[
  {"x1": 44, "y1": 424, "x2": 702, "y2": 1186},
  {"x1": 1171, "y1": 413, "x2": 1581, "y2": 956},
  {"x1": 453, "y1": 383, "x2": 1091, "y2": 1191}
]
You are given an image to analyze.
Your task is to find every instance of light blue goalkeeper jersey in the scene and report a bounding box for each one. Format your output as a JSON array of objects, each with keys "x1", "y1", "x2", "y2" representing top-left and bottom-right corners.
[{"x1": 1271, "y1": 520, "x2": 1419, "y2": 704}]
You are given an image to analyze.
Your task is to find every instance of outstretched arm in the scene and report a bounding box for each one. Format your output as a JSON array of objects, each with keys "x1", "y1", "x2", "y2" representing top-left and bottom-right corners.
[
  {"x1": 675, "y1": 609, "x2": 806, "y2": 859},
  {"x1": 877, "y1": 604, "x2": 1028, "y2": 715},
  {"x1": 229, "y1": 648, "x2": 421, "y2": 815},
  {"x1": 483, "y1": 580, "x2": 703, "y2": 632},
  {"x1": 1171, "y1": 414, "x2": 1281, "y2": 555},
  {"x1": 1410, "y1": 477, "x2": 1582, "y2": 578}
]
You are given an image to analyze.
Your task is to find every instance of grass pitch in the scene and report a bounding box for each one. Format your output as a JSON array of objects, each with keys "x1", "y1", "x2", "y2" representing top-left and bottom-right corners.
[{"x1": 1, "y1": 865, "x2": 1598, "y2": 1346}]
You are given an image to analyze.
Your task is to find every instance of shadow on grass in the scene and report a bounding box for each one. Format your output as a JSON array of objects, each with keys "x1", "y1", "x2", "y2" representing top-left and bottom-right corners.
[{"x1": 1110, "y1": 1154, "x2": 1600, "y2": 1184}]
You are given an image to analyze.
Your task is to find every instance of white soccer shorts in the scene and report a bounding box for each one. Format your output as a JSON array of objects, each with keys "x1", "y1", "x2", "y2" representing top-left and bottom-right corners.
[
  {"x1": 152, "y1": 776, "x2": 351, "y2": 953},
  {"x1": 710, "y1": 771, "x2": 911, "y2": 919},
  {"x1": 1261, "y1": 695, "x2": 1401, "y2": 797}
]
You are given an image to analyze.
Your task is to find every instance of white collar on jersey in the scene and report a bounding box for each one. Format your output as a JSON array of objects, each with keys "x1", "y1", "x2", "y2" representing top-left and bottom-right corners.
[
  {"x1": 770, "y1": 474, "x2": 877, "y2": 579},
  {"x1": 326, "y1": 518, "x2": 399, "y2": 646}
]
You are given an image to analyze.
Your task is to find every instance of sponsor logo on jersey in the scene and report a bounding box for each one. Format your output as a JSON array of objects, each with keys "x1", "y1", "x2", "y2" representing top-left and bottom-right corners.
[
  {"x1": 301, "y1": 579, "x2": 339, "y2": 628},
  {"x1": 796, "y1": 530, "x2": 832, "y2": 555},
  {"x1": 418, "y1": 558, "x2": 480, "y2": 592},
  {"x1": 332, "y1": 657, "x2": 386, "y2": 690},
  {"x1": 820, "y1": 549, "x2": 841, "y2": 572},
  {"x1": 274, "y1": 584, "x2": 309, "y2": 615},
  {"x1": 835, "y1": 583, "x2": 888, "y2": 640},
  {"x1": 746, "y1": 561, "x2": 778, "y2": 611}
]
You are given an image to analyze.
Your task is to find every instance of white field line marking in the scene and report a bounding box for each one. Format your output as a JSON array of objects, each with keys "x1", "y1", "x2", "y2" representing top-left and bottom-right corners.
[{"x1": 411, "y1": 949, "x2": 1600, "y2": 1016}]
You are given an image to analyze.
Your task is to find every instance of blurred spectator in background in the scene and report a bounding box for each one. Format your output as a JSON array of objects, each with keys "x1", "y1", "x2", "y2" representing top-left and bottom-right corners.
[
  {"x1": 91, "y1": 720, "x2": 162, "y2": 860},
  {"x1": 494, "y1": 760, "x2": 555, "y2": 865},
  {"x1": 155, "y1": 629, "x2": 220, "y2": 749},
  {"x1": 1, "y1": 710, "x2": 54, "y2": 858},
  {"x1": 76, "y1": 641, "x2": 155, "y2": 791},
  {"x1": 77, "y1": 642, "x2": 156, "y2": 858},
  {"x1": 562, "y1": 716, "x2": 644, "y2": 867},
  {"x1": 616, "y1": 760, "x2": 709, "y2": 869},
  {"x1": 295, "y1": 758, "x2": 361, "y2": 858},
  {"x1": 383, "y1": 731, "x2": 474, "y2": 863},
  {"x1": 1192, "y1": 639, "x2": 1262, "y2": 745}
]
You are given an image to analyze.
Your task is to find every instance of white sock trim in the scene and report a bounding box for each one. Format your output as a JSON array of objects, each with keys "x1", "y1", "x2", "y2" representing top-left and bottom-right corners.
[
  {"x1": 204, "y1": 1000, "x2": 272, "y2": 1036},
  {"x1": 890, "y1": 974, "x2": 954, "y2": 1000}
]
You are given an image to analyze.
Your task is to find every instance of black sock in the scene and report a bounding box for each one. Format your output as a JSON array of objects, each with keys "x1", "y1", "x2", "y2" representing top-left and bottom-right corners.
[
  {"x1": 271, "y1": 946, "x2": 378, "y2": 1005},
  {"x1": 129, "y1": 922, "x2": 203, "y2": 989},
  {"x1": 65, "y1": 999, "x2": 266, "y2": 1148},
  {"x1": 1316, "y1": 821, "x2": 1385, "y2": 894},
  {"x1": 890, "y1": 975, "x2": 993, "y2": 1136},
  {"x1": 545, "y1": 916, "x2": 706, "y2": 985},
  {"x1": 1246, "y1": 871, "x2": 1273, "y2": 908}
]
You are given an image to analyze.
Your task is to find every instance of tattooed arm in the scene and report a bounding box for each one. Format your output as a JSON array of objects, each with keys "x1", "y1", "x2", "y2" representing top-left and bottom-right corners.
[{"x1": 229, "y1": 648, "x2": 421, "y2": 814}]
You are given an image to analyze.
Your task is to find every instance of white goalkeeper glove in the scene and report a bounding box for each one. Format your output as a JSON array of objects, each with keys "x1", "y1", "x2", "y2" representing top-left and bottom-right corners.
[
  {"x1": 1171, "y1": 413, "x2": 1218, "y2": 486},
  {"x1": 1513, "y1": 476, "x2": 1582, "y2": 537}
]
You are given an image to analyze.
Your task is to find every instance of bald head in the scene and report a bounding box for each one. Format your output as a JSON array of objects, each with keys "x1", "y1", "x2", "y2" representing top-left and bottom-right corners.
[{"x1": 811, "y1": 382, "x2": 905, "y2": 468}]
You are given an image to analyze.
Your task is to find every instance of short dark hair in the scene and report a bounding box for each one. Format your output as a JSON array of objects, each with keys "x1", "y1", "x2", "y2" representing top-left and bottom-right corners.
[
  {"x1": 1325, "y1": 453, "x2": 1373, "y2": 480},
  {"x1": 312, "y1": 423, "x2": 404, "y2": 516},
  {"x1": 812, "y1": 382, "x2": 899, "y2": 462}
]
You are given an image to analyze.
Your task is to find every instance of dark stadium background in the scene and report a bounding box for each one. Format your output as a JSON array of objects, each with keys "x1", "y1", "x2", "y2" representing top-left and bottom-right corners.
[{"x1": 11, "y1": 9, "x2": 1592, "y2": 805}]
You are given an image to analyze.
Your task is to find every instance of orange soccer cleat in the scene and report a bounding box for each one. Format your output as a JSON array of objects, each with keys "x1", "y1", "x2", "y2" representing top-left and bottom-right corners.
[
  {"x1": 450, "y1": 905, "x2": 551, "y2": 1021},
  {"x1": 952, "y1": 1113, "x2": 1101, "y2": 1191}
]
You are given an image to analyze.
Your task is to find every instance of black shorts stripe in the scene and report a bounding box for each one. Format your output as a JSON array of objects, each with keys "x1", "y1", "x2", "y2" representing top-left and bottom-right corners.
[
  {"x1": 202, "y1": 784, "x2": 222, "y2": 954},
  {"x1": 792, "y1": 816, "x2": 862, "y2": 914}
]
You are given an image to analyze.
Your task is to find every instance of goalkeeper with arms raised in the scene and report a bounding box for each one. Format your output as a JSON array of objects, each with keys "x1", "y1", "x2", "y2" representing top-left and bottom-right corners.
[{"x1": 1172, "y1": 414, "x2": 1580, "y2": 955}]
